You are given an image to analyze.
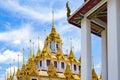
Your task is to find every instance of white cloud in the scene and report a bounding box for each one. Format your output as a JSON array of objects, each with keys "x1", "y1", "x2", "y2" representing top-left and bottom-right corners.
[
  {"x1": 0, "y1": 24, "x2": 31, "y2": 45},
  {"x1": 6, "y1": 66, "x2": 18, "y2": 75},
  {"x1": 0, "y1": 49, "x2": 23, "y2": 64},
  {"x1": 95, "y1": 62, "x2": 101, "y2": 69},
  {"x1": 0, "y1": 0, "x2": 66, "y2": 22}
]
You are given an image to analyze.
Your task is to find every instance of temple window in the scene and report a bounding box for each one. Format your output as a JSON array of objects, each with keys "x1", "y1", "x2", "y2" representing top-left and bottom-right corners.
[
  {"x1": 56, "y1": 43, "x2": 58, "y2": 49},
  {"x1": 79, "y1": 66, "x2": 81, "y2": 71},
  {"x1": 40, "y1": 61, "x2": 42, "y2": 67},
  {"x1": 54, "y1": 61, "x2": 57, "y2": 68},
  {"x1": 74, "y1": 64, "x2": 77, "y2": 71},
  {"x1": 61, "y1": 62, "x2": 64, "y2": 69},
  {"x1": 47, "y1": 60, "x2": 50, "y2": 66}
]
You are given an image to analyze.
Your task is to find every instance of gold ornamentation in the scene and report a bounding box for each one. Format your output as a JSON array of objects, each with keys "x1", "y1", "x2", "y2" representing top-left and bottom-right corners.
[
  {"x1": 47, "y1": 61, "x2": 57, "y2": 77},
  {"x1": 64, "y1": 64, "x2": 73, "y2": 79}
]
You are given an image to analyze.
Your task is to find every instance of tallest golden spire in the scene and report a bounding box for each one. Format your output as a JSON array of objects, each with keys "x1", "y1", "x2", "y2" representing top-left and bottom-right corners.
[
  {"x1": 51, "y1": 11, "x2": 56, "y2": 33},
  {"x1": 52, "y1": 11, "x2": 54, "y2": 27}
]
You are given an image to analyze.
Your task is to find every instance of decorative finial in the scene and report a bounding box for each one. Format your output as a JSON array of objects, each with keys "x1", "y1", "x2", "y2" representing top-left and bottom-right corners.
[
  {"x1": 38, "y1": 37, "x2": 40, "y2": 51},
  {"x1": 33, "y1": 42, "x2": 35, "y2": 57},
  {"x1": 44, "y1": 29, "x2": 47, "y2": 39},
  {"x1": 17, "y1": 54, "x2": 20, "y2": 69},
  {"x1": 13, "y1": 59, "x2": 15, "y2": 75},
  {"x1": 52, "y1": 11, "x2": 54, "y2": 26},
  {"x1": 29, "y1": 40, "x2": 32, "y2": 58},
  {"x1": 4, "y1": 69, "x2": 6, "y2": 80},
  {"x1": 66, "y1": 1, "x2": 71, "y2": 18},
  {"x1": 6, "y1": 67, "x2": 8, "y2": 78},
  {"x1": 92, "y1": 56, "x2": 94, "y2": 69},
  {"x1": 70, "y1": 38, "x2": 72, "y2": 50},
  {"x1": 22, "y1": 48, "x2": 25, "y2": 65},
  {"x1": 10, "y1": 64, "x2": 12, "y2": 76}
]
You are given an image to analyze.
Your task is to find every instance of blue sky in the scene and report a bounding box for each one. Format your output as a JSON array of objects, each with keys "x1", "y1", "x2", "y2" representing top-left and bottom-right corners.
[{"x1": 0, "y1": 0, "x2": 101, "y2": 79}]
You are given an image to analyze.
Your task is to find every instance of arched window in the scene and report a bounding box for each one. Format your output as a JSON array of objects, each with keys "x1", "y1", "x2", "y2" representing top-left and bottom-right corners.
[
  {"x1": 40, "y1": 61, "x2": 42, "y2": 67},
  {"x1": 54, "y1": 61, "x2": 57, "y2": 68},
  {"x1": 61, "y1": 62, "x2": 64, "y2": 69},
  {"x1": 74, "y1": 64, "x2": 77, "y2": 71},
  {"x1": 79, "y1": 66, "x2": 81, "y2": 71},
  {"x1": 56, "y1": 43, "x2": 58, "y2": 49},
  {"x1": 47, "y1": 60, "x2": 50, "y2": 66}
]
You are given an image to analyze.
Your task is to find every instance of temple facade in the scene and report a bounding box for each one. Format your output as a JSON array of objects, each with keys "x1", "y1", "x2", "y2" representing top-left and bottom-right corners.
[{"x1": 6, "y1": 15, "x2": 100, "y2": 80}]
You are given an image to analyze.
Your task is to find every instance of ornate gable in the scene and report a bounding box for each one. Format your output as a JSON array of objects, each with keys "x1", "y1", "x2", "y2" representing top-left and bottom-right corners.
[{"x1": 47, "y1": 61, "x2": 57, "y2": 77}]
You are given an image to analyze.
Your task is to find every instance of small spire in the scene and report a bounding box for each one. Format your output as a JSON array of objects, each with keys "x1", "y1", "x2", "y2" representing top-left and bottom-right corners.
[
  {"x1": 6, "y1": 67, "x2": 9, "y2": 78},
  {"x1": 17, "y1": 54, "x2": 20, "y2": 69},
  {"x1": 4, "y1": 69, "x2": 6, "y2": 80},
  {"x1": 37, "y1": 37, "x2": 41, "y2": 56},
  {"x1": 51, "y1": 11, "x2": 57, "y2": 34},
  {"x1": 33, "y1": 42, "x2": 35, "y2": 57},
  {"x1": 38, "y1": 37, "x2": 40, "y2": 51},
  {"x1": 13, "y1": 59, "x2": 15, "y2": 75},
  {"x1": 29, "y1": 40, "x2": 32, "y2": 58},
  {"x1": 70, "y1": 38, "x2": 73, "y2": 50},
  {"x1": 10, "y1": 64, "x2": 12, "y2": 76},
  {"x1": 22, "y1": 48, "x2": 25, "y2": 64},
  {"x1": 92, "y1": 56, "x2": 94, "y2": 69},
  {"x1": 79, "y1": 56, "x2": 81, "y2": 63},
  {"x1": 44, "y1": 29, "x2": 47, "y2": 40}
]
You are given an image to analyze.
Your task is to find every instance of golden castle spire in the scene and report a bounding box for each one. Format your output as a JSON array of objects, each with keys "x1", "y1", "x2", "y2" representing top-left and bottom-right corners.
[
  {"x1": 37, "y1": 37, "x2": 41, "y2": 56},
  {"x1": 52, "y1": 11, "x2": 54, "y2": 27},
  {"x1": 13, "y1": 59, "x2": 15, "y2": 75},
  {"x1": 68, "y1": 38, "x2": 77, "y2": 64},
  {"x1": 38, "y1": 37, "x2": 40, "y2": 51},
  {"x1": 17, "y1": 54, "x2": 20, "y2": 69},
  {"x1": 64, "y1": 64, "x2": 73, "y2": 79},
  {"x1": 34, "y1": 37, "x2": 41, "y2": 62},
  {"x1": 16, "y1": 54, "x2": 21, "y2": 79},
  {"x1": 29, "y1": 40, "x2": 33, "y2": 58},
  {"x1": 50, "y1": 11, "x2": 57, "y2": 38},
  {"x1": 10, "y1": 64, "x2": 12, "y2": 76},
  {"x1": 92, "y1": 56, "x2": 98, "y2": 79},
  {"x1": 32, "y1": 42, "x2": 35, "y2": 58},
  {"x1": 51, "y1": 11, "x2": 56, "y2": 33},
  {"x1": 22, "y1": 48, "x2": 25, "y2": 65},
  {"x1": 4, "y1": 69, "x2": 6, "y2": 80}
]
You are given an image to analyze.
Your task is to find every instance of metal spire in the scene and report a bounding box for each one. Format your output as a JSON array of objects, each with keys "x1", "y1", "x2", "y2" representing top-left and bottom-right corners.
[
  {"x1": 10, "y1": 64, "x2": 12, "y2": 76},
  {"x1": 38, "y1": 37, "x2": 40, "y2": 51},
  {"x1": 70, "y1": 38, "x2": 73, "y2": 50},
  {"x1": 52, "y1": 11, "x2": 54, "y2": 26},
  {"x1": 92, "y1": 56, "x2": 94, "y2": 69},
  {"x1": 33, "y1": 42, "x2": 35, "y2": 57},
  {"x1": 29, "y1": 40, "x2": 32, "y2": 58},
  {"x1": 22, "y1": 48, "x2": 25, "y2": 64},
  {"x1": 4, "y1": 69, "x2": 6, "y2": 80},
  {"x1": 13, "y1": 59, "x2": 15, "y2": 75},
  {"x1": 17, "y1": 54, "x2": 20, "y2": 69}
]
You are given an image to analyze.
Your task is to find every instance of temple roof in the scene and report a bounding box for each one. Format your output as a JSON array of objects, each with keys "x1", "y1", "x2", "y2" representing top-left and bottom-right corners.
[{"x1": 67, "y1": 0, "x2": 107, "y2": 36}]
